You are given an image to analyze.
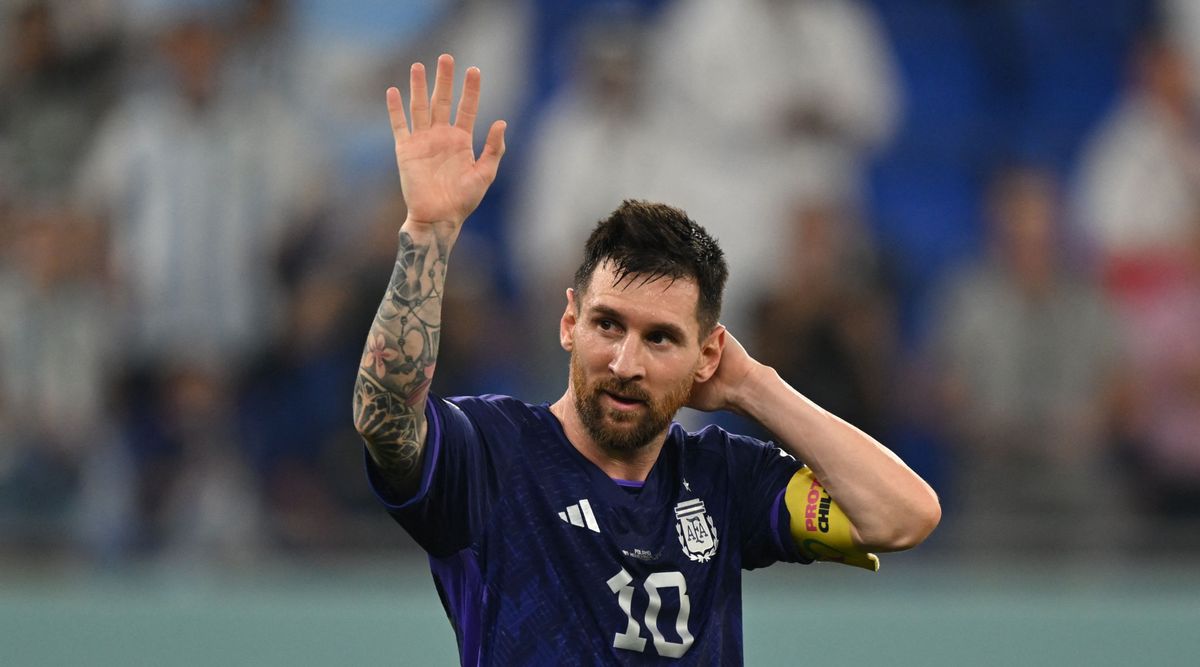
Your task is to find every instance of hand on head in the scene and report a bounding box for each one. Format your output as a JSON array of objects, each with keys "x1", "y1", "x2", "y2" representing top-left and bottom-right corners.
[{"x1": 686, "y1": 327, "x2": 763, "y2": 414}]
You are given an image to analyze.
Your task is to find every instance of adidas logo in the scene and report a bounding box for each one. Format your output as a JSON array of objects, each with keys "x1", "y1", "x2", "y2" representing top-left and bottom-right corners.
[{"x1": 558, "y1": 499, "x2": 600, "y2": 533}]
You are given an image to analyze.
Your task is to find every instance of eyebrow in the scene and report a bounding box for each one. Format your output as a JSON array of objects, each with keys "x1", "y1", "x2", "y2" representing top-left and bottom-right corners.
[{"x1": 588, "y1": 304, "x2": 689, "y2": 342}]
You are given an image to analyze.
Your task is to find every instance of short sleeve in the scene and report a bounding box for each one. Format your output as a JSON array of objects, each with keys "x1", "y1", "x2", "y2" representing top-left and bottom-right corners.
[
  {"x1": 726, "y1": 433, "x2": 808, "y2": 569},
  {"x1": 364, "y1": 394, "x2": 498, "y2": 557}
]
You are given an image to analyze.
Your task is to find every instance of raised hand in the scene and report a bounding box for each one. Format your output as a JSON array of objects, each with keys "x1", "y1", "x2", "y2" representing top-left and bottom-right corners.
[
  {"x1": 353, "y1": 54, "x2": 505, "y2": 494},
  {"x1": 387, "y1": 54, "x2": 506, "y2": 229},
  {"x1": 686, "y1": 327, "x2": 763, "y2": 414}
]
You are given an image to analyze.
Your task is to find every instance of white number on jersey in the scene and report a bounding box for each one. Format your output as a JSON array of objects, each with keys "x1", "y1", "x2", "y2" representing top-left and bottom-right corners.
[{"x1": 606, "y1": 568, "x2": 694, "y2": 658}]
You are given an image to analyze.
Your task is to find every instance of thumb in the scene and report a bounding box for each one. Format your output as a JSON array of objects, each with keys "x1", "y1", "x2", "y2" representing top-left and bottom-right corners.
[{"x1": 476, "y1": 120, "x2": 506, "y2": 183}]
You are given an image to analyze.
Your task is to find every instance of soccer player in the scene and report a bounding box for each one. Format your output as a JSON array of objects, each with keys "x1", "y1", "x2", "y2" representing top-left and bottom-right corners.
[{"x1": 353, "y1": 54, "x2": 941, "y2": 665}]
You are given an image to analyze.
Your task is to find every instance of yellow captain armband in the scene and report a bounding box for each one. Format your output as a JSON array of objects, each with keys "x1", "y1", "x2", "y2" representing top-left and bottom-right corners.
[{"x1": 785, "y1": 467, "x2": 880, "y2": 572}]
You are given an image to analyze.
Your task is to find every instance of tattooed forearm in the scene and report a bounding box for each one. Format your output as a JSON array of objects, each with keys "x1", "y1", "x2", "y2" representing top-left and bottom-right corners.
[
  {"x1": 353, "y1": 228, "x2": 451, "y2": 491},
  {"x1": 354, "y1": 375, "x2": 424, "y2": 481}
]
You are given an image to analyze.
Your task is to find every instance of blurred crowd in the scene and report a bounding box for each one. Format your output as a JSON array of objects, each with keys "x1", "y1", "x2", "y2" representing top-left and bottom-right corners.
[{"x1": 1, "y1": 0, "x2": 1198, "y2": 568}]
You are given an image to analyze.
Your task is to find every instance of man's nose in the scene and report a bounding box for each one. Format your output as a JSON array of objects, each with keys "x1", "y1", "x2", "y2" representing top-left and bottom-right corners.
[{"x1": 608, "y1": 336, "x2": 646, "y2": 381}]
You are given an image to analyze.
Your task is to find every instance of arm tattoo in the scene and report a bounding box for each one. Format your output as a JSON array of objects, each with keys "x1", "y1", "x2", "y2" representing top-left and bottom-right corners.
[{"x1": 353, "y1": 229, "x2": 449, "y2": 492}]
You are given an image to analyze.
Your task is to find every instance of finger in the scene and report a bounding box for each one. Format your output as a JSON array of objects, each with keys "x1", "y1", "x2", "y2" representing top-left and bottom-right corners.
[
  {"x1": 409, "y1": 62, "x2": 430, "y2": 130},
  {"x1": 430, "y1": 53, "x2": 455, "y2": 125},
  {"x1": 476, "y1": 119, "x2": 507, "y2": 183},
  {"x1": 454, "y1": 66, "x2": 481, "y2": 134},
  {"x1": 385, "y1": 86, "x2": 409, "y2": 141}
]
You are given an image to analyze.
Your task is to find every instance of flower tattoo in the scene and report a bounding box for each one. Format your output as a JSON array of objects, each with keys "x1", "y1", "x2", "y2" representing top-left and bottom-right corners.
[{"x1": 361, "y1": 332, "x2": 400, "y2": 378}]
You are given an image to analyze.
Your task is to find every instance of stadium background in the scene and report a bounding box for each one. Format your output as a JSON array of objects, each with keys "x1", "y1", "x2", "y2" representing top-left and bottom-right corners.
[{"x1": 2, "y1": 0, "x2": 1199, "y2": 664}]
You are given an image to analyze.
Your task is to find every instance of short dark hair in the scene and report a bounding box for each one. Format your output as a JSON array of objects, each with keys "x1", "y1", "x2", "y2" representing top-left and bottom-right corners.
[{"x1": 573, "y1": 200, "x2": 728, "y2": 336}]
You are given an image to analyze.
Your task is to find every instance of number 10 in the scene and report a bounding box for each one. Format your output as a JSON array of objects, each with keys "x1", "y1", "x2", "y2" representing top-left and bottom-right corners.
[{"x1": 606, "y1": 568, "x2": 693, "y2": 658}]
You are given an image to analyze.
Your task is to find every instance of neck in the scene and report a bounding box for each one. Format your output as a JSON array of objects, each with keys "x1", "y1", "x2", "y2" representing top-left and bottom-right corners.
[{"x1": 550, "y1": 391, "x2": 665, "y2": 483}]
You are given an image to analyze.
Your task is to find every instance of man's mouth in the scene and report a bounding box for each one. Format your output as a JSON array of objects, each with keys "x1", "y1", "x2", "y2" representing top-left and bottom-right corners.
[{"x1": 602, "y1": 390, "x2": 646, "y2": 409}]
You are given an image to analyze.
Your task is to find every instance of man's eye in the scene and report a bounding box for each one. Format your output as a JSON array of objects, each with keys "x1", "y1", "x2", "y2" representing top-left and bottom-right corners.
[
  {"x1": 647, "y1": 332, "x2": 671, "y2": 345},
  {"x1": 598, "y1": 319, "x2": 615, "y2": 331}
]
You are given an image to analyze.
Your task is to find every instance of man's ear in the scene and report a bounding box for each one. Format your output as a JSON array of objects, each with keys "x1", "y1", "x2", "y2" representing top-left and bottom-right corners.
[
  {"x1": 694, "y1": 324, "x2": 726, "y2": 383},
  {"x1": 560, "y1": 288, "x2": 578, "y2": 352}
]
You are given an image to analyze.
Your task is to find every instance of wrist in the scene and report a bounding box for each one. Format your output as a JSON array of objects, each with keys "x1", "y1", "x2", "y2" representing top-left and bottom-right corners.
[
  {"x1": 400, "y1": 217, "x2": 461, "y2": 244},
  {"x1": 728, "y1": 361, "x2": 777, "y2": 417}
]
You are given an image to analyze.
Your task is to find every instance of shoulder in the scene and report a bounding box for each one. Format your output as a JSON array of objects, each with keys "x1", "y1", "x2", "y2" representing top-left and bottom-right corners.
[
  {"x1": 679, "y1": 422, "x2": 796, "y2": 468},
  {"x1": 435, "y1": 393, "x2": 549, "y2": 435},
  {"x1": 676, "y1": 422, "x2": 802, "y2": 517},
  {"x1": 682, "y1": 422, "x2": 760, "y2": 449},
  {"x1": 442, "y1": 393, "x2": 540, "y2": 416}
]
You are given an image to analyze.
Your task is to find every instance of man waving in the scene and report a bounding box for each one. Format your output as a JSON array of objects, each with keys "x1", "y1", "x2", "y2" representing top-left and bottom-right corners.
[{"x1": 354, "y1": 54, "x2": 939, "y2": 666}]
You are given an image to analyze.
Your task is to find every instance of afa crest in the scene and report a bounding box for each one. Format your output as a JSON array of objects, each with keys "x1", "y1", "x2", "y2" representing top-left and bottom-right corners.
[{"x1": 674, "y1": 498, "x2": 719, "y2": 562}]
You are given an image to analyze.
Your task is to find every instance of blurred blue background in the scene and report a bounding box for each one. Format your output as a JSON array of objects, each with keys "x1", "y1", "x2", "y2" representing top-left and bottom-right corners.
[{"x1": 2, "y1": 0, "x2": 1200, "y2": 664}]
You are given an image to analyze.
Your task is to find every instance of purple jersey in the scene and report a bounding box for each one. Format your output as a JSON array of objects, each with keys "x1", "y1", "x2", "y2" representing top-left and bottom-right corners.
[{"x1": 367, "y1": 394, "x2": 809, "y2": 665}]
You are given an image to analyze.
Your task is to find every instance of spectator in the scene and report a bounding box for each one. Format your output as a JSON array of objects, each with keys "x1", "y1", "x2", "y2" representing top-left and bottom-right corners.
[
  {"x1": 0, "y1": 207, "x2": 127, "y2": 555},
  {"x1": 748, "y1": 199, "x2": 897, "y2": 442},
  {"x1": 645, "y1": 0, "x2": 903, "y2": 331},
  {"x1": 75, "y1": 5, "x2": 326, "y2": 370},
  {"x1": 0, "y1": 1, "x2": 120, "y2": 203},
  {"x1": 154, "y1": 363, "x2": 265, "y2": 565},
  {"x1": 929, "y1": 167, "x2": 1129, "y2": 561},
  {"x1": 237, "y1": 265, "x2": 361, "y2": 550},
  {"x1": 510, "y1": 10, "x2": 671, "y2": 397},
  {"x1": 1072, "y1": 27, "x2": 1200, "y2": 310},
  {"x1": 224, "y1": 0, "x2": 301, "y2": 100},
  {"x1": 650, "y1": 0, "x2": 901, "y2": 207},
  {"x1": 1163, "y1": 0, "x2": 1200, "y2": 107},
  {"x1": 1122, "y1": 214, "x2": 1200, "y2": 545}
]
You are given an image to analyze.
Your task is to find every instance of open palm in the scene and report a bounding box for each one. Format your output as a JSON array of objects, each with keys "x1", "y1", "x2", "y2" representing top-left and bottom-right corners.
[{"x1": 387, "y1": 54, "x2": 506, "y2": 228}]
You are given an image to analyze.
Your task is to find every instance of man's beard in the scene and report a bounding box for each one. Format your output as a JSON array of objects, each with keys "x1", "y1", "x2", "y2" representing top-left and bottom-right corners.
[{"x1": 570, "y1": 351, "x2": 693, "y2": 453}]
